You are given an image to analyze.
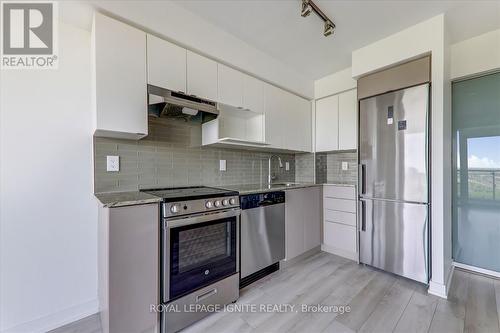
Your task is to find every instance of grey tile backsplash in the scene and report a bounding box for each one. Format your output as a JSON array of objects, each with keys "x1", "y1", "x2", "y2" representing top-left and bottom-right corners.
[
  {"x1": 295, "y1": 153, "x2": 315, "y2": 183},
  {"x1": 93, "y1": 117, "x2": 359, "y2": 193},
  {"x1": 94, "y1": 117, "x2": 296, "y2": 193},
  {"x1": 295, "y1": 151, "x2": 359, "y2": 185},
  {"x1": 325, "y1": 151, "x2": 358, "y2": 183}
]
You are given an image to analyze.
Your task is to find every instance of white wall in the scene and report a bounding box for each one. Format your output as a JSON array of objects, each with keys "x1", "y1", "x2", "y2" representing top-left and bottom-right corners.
[
  {"x1": 0, "y1": 22, "x2": 97, "y2": 332},
  {"x1": 352, "y1": 15, "x2": 453, "y2": 298},
  {"x1": 314, "y1": 67, "x2": 357, "y2": 99},
  {"x1": 89, "y1": 0, "x2": 314, "y2": 99},
  {"x1": 451, "y1": 29, "x2": 500, "y2": 80}
]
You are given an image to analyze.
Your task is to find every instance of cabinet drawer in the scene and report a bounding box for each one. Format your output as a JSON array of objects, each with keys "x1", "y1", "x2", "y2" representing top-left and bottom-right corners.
[
  {"x1": 323, "y1": 197, "x2": 356, "y2": 213},
  {"x1": 323, "y1": 222, "x2": 356, "y2": 253},
  {"x1": 323, "y1": 185, "x2": 356, "y2": 199},
  {"x1": 324, "y1": 209, "x2": 356, "y2": 227}
]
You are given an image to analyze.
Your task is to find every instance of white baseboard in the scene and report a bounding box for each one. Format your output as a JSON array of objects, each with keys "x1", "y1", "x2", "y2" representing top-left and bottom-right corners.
[
  {"x1": 321, "y1": 244, "x2": 358, "y2": 262},
  {"x1": 453, "y1": 261, "x2": 500, "y2": 278},
  {"x1": 428, "y1": 265, "x2": 455, "y2": 299},
  {"x1": 2, "y1": 299, "x2": 98, "y2": 333}
]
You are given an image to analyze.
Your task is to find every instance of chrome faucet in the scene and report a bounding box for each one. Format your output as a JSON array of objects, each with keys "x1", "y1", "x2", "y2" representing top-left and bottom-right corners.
[{"x1": 268, "y1": 155, "x2": 283, "y2": 184}]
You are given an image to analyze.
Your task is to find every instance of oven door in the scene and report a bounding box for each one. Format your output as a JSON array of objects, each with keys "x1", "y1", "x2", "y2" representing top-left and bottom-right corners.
[{"x1": 162, "y1": 209, "x2": 239, "y2": 302}]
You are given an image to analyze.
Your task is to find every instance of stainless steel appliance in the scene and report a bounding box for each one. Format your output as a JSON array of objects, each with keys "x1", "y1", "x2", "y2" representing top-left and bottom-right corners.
[
  {"x1": 358, "y1": 83, "x2": 430, "y2": 284},
  {"x1": 142, "y1": 186, "x2": 240, "y2": 333},
  {"x1": 239, "y1": 191, "x2": 285, "y2": 287},
  {"x1": 147, "y1": 84, "x2": 219, "y2": 122}
]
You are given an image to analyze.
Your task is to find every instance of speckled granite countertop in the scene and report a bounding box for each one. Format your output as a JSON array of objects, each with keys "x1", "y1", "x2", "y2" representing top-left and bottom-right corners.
[
  {"x1": 95, "y1": 182, "x2": 356, "y2": 207},
  {"x1": 95, "y1": 191, "x2": 162, "y2": 208},
  {"x1": 222, "y1": 183, "x2": 322, "y2": 195}
]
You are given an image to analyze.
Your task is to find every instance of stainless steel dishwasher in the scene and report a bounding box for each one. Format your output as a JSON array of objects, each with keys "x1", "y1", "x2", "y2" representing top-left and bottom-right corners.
[{"x1": 240, "y1": 191, "x2": 285, "y2": 288}]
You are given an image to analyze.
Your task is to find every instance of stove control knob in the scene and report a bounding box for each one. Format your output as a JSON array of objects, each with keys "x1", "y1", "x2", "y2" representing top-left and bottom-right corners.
[
  {"x1": 205, "y1": 201, "x2": 213, "y2": 209},
  {"x1": 214, "y1": 200, "x2": 221, "y2": 208},
  {"x1": 222, "y1": 199, "x2": 229, "y2": 206},
  {"x1": 229, "y1": 198, "x2": 237, "y2": 205},
  {"x1": 170, "y1": 204, "x2": 181, "y2": 214}
]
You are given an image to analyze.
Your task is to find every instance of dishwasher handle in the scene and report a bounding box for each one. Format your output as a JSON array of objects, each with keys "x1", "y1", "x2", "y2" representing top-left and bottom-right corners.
[{"x1": 258, "y1": 200, "x2": 276, "y2": 207}]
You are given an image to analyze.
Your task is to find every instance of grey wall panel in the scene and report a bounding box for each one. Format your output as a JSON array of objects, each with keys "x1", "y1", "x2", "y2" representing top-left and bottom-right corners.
[{"x1": 357, "y1": 56, "x2": 431, "y2": 100}]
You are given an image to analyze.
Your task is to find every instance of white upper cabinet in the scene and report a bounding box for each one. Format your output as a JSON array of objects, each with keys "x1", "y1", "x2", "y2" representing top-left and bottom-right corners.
[
  {"x1": 217, "y1": 64, "x2": 244, "y2": 107},
  {"x1": 264, "y1": 84, "x2": 311, "y2": 152},
  {"x1": 315, "y1": 88, "x2": 357, "y2": 152},
  {"x1": 242, "y1": 74, "x2": 264, "y2": 113},
  {"x1": 315, "y1": 95, "x2": 339, "y2": 152},
  {"x1": 264, "y1": 84, "x2": 285, "y2": 148},
  {"x1": 218, "y1": 66, "x2": 265, "y2": 113},
  {"x1": 146, "y1": 34, "x2": 186, "y2": 93},
  {"x1": 338, "y1": 89, "x2": 358, "y2": 150},
  {"x1": 92, "y1": 13, "x2": 147, "y2": 139},
  {"x1": 186, "y1": 50, "x2": 218, "y2": 101},
  {"x1": 286, "y1": 94, "x2": 312, "y2": 152}
]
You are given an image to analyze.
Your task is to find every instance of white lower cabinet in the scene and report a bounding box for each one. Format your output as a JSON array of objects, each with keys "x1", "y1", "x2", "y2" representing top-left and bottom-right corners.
[
  {"x1": 285, "y1": 186, "x2": 321, "y2": 261},
  {"x1": 322, "y1": 185, "x2": 358, "y2": 261},
  {"x1": 324, "y1": 222, "x2": 357, "y2": 254}
]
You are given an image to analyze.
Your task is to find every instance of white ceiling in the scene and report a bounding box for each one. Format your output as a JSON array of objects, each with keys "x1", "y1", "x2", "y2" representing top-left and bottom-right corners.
[{"x1": 174, "y1": 0, "x2": 500, "y2": 80}]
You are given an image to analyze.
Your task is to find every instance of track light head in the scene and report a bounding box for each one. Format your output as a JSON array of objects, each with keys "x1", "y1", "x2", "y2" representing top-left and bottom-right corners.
[
  {"x1": 323, "y1": 20, "x2": 335, "y2": 37},
  {"x1": 301, "y1": 0, "x2": 312, "y2": 17}
]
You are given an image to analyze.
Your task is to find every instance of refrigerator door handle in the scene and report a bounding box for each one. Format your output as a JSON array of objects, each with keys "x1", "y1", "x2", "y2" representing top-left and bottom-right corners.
[
  {"x1": 359, "y1": 199, "x2": 366, "y2": 231},
  {"x1": 358, "y1": 164, "x2": 366, "y2": 195}
]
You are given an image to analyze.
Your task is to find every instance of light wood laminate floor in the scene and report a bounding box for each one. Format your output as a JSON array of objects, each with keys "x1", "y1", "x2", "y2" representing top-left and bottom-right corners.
[{"x1": 51, "y1": 252, "x2": 500, "y2": 333}]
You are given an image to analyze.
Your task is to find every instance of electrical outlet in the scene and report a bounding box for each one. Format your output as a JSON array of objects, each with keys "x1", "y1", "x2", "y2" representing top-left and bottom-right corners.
[
  {"x1": 107, "y1": 156, "x2": 120, "y2": 172},
  {"x1": 342, "y1": 161, "x2": 349, "y2": 171},
  {"x1": 219, "y1": 159, "x2": 226, "y2": 171},
  {"x1": 285, "y1": 162, "x2": 290, "y2": 171}
]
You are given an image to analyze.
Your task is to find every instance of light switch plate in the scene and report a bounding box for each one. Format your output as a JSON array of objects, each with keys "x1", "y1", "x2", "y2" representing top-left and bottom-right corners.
[
  {"x1": 342, "y1": 161, "x2": 349, "y2": 171},
  {"x1": 107, "y1": 156, "x2": 120, "y2": 172},
  {"x1": 219, "y1": 159, "x2": 226, "y2": 171},
  {"x1": 285, "y1": 162, "x2": 290, "y2": 171}
]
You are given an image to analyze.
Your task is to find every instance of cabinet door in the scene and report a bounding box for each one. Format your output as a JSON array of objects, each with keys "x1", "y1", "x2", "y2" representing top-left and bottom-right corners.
[
  {"x1": 278, "y1": 92, "x2": 311, "y2": 152},
  {"x1": 315, "y1": 95, "x2": 339, "y2": 152},
  {"x1": 93, "y1": 13, "x2": 147, "y2": 139},
  {"x1": 108, "y1": 204, "x2": 159, "y2": 333},
  {"x1": 243, "y1": 74, "x2": 264, "y2": 114},
  {"x1": 295, "y1": 96, "x2": 312, "y2": 152},
  {"x1": 282, "y1": 92, "x2": 298, "y2": 150},
  {"x1": 146, "y1": 34, "x2": 186, "y2": 93},
  {"x1": 303, "y1": 187, "x2": 321, "y2": 251},
  {"x1": 285, "y1": 189, "x2": 305, "y2": 260},
  {"x1": 324, "y1": 222, "x2": 357, "y2": 254},
  {"x1": 264, "y1": 84, "x2": 284, "y2": 148},
  {"x1": 338, "y1": 89, "x2": 358, "y2": 150},
  {"x1": 186, "y1": 50, "x2": 217, "y2": 101},
  {"x1": 218, "y1": 64, "x2": 244, "y2": 107}
]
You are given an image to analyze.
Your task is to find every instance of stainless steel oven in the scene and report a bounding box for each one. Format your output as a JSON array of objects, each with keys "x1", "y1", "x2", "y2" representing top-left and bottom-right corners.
[
  {"x1": 162, "y1": 208, "x2": 240, "y2": 302},
  {"x1": 142, "y1": 186, "x2": 240, "y2": 333}
]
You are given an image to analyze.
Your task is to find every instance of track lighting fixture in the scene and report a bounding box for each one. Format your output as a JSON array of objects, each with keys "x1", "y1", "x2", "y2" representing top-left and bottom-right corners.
[
  {"x1": 301, "y1": 0, "x2": 336, "y2": 37},
  {"x1": 324, "y1": 20, "x2": 335, "y2": 37},
  {"x1": 301, "y1": 0, "x2": 312, "y2": 17}
]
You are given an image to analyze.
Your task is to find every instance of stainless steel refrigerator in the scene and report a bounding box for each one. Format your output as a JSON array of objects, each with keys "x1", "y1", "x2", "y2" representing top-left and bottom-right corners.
[{"x1": 358, "y1": 83, "x2": 430, "y2": 284}]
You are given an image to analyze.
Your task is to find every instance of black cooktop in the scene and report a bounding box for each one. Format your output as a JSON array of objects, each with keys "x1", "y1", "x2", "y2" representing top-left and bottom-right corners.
[{"x1": 141, "y1": 186, "x2": 238, "y2": 202}]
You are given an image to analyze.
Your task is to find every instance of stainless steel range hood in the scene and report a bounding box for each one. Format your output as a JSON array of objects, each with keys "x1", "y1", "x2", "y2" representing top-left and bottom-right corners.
[{"x1": 147, "y1": 85, "x2": 218, "y2": 122}]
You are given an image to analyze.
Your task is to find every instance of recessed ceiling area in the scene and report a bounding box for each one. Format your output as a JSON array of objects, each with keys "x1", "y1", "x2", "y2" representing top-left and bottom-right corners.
[{"x1": 174, "y1": 0, "x2": 500, "y2": 80}]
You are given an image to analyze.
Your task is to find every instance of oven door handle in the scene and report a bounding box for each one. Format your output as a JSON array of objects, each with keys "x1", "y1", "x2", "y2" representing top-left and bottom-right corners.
[{"x1": 165, "y1": 208, "x2": 241, "y2": 229}]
